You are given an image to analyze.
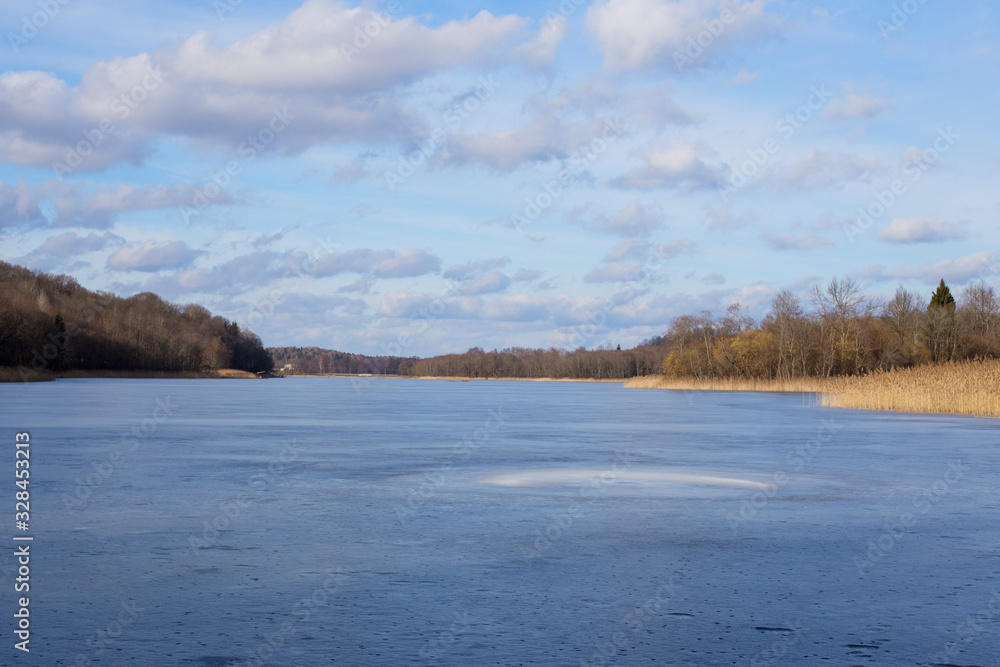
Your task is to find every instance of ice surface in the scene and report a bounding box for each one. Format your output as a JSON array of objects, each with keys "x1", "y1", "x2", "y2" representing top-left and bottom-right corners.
[{"x1": 2, "y1": 377, "x2": 998, "y2": 665}]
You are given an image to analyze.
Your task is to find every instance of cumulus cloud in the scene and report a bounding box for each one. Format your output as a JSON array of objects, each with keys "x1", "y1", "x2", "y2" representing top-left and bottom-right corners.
[
  {"x1": 614, "y1": 141, "x2": 725, "y2": 191},
  {"x1": 32, "y1": 231, "x2": 123, "y2": 257},
  {"x1": 586, "y1": 0, "x2": 776, "y2": 71},
  {"x1": 887, "y1": 251, "x2": 998, "y2": 285},
  {"x1": 107, "y1": 240, "x2": 201, "y2": 272},
  {"x1": 879, "y1": 217, "x2": 965, "y2": 243},
  {"x1": 48, "y1": 182, "x2": 232, "y2": 228},
  {"x1": 312, "y1": 247, "x2": 440, "y2": 279},
  {"x1": 143, "y1": 251, "x2": 288, "y2": 294},
  {"x1": 824, "y1": 87, "x2": 891, "y2": 121},
  {"x1": 571, "y1": 200, "x2": 664, "y2": 238},
  {"x1": 779, "y1": 149, "x2": 881, "y2": 190},
  {"x1": 443, "y1": 117, "x2": 617, "y2": 171},
  {"x1": 0, "y1": 1, "x2": 563, "y2": 171},
  {"x1": 444, "y1": 257, "x2": 512, "y2": 295},
  {"x1": 760, "y1": 232, "x2": 833, "y2": 251},
  {"x1": 374, "y1": 248, "x2": 441, "y2": 278},
  {"x1": 0, "y1": 181, "x2": 45, "y2": 228}
]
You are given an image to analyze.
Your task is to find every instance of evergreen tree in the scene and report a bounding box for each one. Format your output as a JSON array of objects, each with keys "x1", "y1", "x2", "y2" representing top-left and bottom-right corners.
[
  {"x1": 929, "y1": 279, "x2": 956, "y2": 309},
  {"x1": 925, "y1": 279, "x2": 957, "y2": 362}
]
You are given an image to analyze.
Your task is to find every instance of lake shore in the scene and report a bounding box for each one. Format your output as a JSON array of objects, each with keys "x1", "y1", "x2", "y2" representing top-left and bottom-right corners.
[{"x1": 0, "y1": 367, "x2": 258, "y2": 382}]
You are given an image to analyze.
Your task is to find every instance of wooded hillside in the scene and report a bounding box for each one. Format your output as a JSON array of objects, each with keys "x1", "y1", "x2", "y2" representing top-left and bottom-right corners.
[{"x1": 0, "y1": 260, "x2": 272, "y2": 374}]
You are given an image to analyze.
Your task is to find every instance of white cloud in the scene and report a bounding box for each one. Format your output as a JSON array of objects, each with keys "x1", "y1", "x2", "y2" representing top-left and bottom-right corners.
[
  {"x1": 32, "y1": 231, "x2": 123, "y2": 257},
  {"x1": 614, "y1": 141, "x2": 725, "y2": 190},
  {"x1": 586, "y1": 0, "x2": 775, "y2": 71},
  {"x1": 888, "y1": 251, "x2": 998, "y2": 285},
  {"x1": 107, "y1": 240, "x2": 201, "y2": 272},
  {"x1": 728, "y1": 68, "x2": 758, "y2": 85},
  {"x1": 312, "y1": 248, "x2": 440, "y2": 279},
  {"x1": 443, "y1": 117, "x2": 613, "y2": 171},
  {"x1": 824, "y1": 87, "x2": 891, "y2": 121},
  {"x1": 0, "y1": 181, "x2": 44, "y2": 228},
  {"x1": 879, "y1": 217, "x2": 965, "y2": 244},
  {"x1": 0, "y1": 1, "x2": 562, "y2": 171},
  {"x1": 780, "y1": 149, "x2": 882, "y2": 190},
  {"x1": 760, "y1": 232, "x2": 834, "y2": 251},
  {"x1": 571, "y1": 200, "x2": 665, "y2": 238}
]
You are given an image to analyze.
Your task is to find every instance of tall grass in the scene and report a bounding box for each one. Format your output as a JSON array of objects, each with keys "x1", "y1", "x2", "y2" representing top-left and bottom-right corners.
[
  {"x1": 626, "y1": 359, "x2": 1000, "y2": 417},
  {"x1": 624, "y1": 375, "x2": 829, "y2": 394},
  {"x1": 820, "y1": 359, "x2": 1000, "y2": 418}
]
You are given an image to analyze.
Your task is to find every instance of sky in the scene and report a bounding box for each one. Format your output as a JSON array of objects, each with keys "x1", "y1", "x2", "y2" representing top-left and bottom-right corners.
[{"x1": 0, "y1": 0, "x2": 997, "y2": 357}]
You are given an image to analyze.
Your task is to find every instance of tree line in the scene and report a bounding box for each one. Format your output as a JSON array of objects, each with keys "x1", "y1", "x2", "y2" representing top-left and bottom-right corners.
[
  {"x1": 394, "y1": 278, "x2": 999, "y2": 381},
  {"x1": 655, "y1": 278, "x2": 998, "y2": 380},
  {"x1": 397, "y1": 346, "x2": 664, "y2": 379},
  {"x1": 268, "y1": 346, "x2": 412, "y2": 375},
  {"x1": 0, "y1": 260, "x2": 273, "y2": 374}
]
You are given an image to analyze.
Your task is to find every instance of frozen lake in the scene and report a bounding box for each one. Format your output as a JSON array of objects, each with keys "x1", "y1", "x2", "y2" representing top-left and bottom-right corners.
[{"x1": 3, "y1": 377, "x2": 998, "y2": 665}]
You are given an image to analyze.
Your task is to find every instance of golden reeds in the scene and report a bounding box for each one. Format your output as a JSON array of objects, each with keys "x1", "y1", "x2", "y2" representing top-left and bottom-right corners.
[
  {"x1": 819, "y1": 360, "x2": 1000, "y2": 418},
  {"x1": 623, "y1": 375, "x2": 830, "y2": 394},
  {"x1": 626, "y1": 360, "x2": 1000, "y2": 418}
]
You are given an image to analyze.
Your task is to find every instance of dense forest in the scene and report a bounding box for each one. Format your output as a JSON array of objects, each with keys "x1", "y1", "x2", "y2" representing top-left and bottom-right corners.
[
  {"x1": 269, "y1": 346, "x2": 412, "y2": 375},
  {"x1": 0, "y1": 260, "x2": 272, "y2": 374},
  {"x1": 397, "y1": 278, "x2": 1000, "y2": 381}
]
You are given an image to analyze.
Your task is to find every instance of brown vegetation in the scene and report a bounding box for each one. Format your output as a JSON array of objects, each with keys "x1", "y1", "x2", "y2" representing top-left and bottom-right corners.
[
  {"x1": 653, "y1": 278, "x2": 998, "y2": 380},
  {"x1": 269, "y1": 346, "x2": 411, "y2": 375},
  {"x1": 398, "y1": 346, "x2": 662, "y2": 379},
  {"x1": 0, "y1": 260, "x2": 272, "y2": 378},
  {"x1": 820, "y1": 359, "x2": 1000, "y2": 417}
]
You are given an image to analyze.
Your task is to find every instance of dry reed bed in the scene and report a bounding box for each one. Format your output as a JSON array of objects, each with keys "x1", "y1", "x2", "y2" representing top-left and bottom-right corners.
[
  {"x1": 626, "y1": 360, "x2": 1000, "y2": 418},
  {"x1": 820, "y1": 360, "x2": 1000, "y2": 418}
]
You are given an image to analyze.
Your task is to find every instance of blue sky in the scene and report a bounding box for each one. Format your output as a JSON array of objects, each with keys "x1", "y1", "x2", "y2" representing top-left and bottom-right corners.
[{"x1": 1, "y1": 0, "x2": 997, "y2": 356}]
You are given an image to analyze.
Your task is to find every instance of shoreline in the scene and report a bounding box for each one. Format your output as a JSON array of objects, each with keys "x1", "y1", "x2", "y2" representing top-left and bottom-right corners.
[{"x1": 0, "y1": 367, "x2": 259, "y2": 382}]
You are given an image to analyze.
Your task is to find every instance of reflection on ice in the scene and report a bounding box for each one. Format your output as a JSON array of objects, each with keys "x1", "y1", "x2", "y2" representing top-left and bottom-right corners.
[{"x1": 478, "y1": 468, "x2": 779, "y2": 491}]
